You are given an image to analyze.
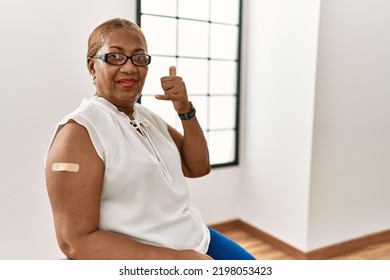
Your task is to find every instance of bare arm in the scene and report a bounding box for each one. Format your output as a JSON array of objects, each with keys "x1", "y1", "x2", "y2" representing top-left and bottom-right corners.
[
  {"x1": 167, "y1": 120, "x2": 210, "y2": 178},
  {"x1": 45, "y1": 121, "x2": 211, "y2": 260},
  {"x1": 158, "y1": 66, "x2": 211, "y2": 178}
]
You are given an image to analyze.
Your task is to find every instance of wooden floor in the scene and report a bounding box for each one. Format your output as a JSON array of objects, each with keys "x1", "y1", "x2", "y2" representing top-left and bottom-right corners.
[{"x1": 221, "y1": 227, "x2": 390, "y2": 260}]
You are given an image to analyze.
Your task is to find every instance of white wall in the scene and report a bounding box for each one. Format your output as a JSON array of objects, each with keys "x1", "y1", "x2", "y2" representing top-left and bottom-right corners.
[
  {"x1": 188, "y1": 166, "x2": 243, "y2": 224},
  {"x1": 307, "y1": 0, "x2": 390, "y2": 250},
  {"x1": 241, "y1": 0, "x2": 321, "y2": 251},
  {"x1": 242, "y1": 0, "x2": 390, "y2": 252}
]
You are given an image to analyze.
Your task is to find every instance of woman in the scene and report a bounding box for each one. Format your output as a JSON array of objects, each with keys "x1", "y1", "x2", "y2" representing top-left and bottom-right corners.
[{"x1": 45, "y1": 18, "x2": 255, "y2": 260}]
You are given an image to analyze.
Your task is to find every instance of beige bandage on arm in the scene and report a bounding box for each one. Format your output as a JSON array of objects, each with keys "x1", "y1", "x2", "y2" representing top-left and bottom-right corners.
[{"x1": 52, "y1": 162, "x2": 80, "y2": 172}]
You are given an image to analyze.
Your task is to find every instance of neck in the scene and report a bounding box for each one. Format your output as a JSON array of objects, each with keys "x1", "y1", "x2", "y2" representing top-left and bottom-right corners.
[
  {"x1": 95, "y1": 94, "x2": 136, "y2": 119},
  {"x1": 117, "y1": 105, "x2": 135, "y2": 120}
]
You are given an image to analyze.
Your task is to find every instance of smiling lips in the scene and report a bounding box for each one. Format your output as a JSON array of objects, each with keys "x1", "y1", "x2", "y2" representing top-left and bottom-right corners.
[{"x1": 118, "y1": 79, "x2": 136, "y2": 88}]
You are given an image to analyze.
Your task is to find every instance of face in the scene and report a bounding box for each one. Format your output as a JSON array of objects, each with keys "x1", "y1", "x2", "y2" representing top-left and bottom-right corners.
[{"x1": 88, "y1": 29, "x2": 148, "y2": 113}]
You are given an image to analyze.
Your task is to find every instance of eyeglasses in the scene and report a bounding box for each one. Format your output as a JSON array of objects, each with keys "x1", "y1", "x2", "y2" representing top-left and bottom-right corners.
[{"x1": 93, "y1": 52, "x2": 151, "y2": 66}]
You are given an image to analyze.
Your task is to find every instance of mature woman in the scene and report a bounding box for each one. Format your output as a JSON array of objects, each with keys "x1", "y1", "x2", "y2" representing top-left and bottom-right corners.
[{"x1": 45, "y1": 18, "x2": 255, "y2": 260}]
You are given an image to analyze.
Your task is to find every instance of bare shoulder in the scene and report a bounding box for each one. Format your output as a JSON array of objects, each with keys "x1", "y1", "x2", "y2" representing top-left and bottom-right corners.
[
  {"x1": 45, "y1": 120, "x2": 104, "y2": 188},
  {"x1": 48, "y1": 120, "x2": 99, "y2": 160}
]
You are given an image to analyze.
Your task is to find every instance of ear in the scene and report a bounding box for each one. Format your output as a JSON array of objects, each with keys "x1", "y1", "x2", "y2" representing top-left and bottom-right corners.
[{"x1": 87, "y1": 57, "x2": 95, "y2": 76}]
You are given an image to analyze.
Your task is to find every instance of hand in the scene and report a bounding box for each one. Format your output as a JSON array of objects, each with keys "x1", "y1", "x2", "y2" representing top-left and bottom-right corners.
[{"x1": 156, "y1": 66, "x2": 192, "y2": 114}]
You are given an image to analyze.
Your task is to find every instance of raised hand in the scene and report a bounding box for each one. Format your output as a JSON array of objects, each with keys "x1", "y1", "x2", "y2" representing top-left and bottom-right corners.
[{"x1": 156, "y1": 66, "x2": 192, "y2": 114}]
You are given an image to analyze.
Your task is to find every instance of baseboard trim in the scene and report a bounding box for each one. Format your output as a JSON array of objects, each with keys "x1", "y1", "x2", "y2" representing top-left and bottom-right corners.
[
  {"x1": 306, "y1": 228, "x2": 390, "y2": 259},
  {"x1": 210, "y1": 219, "x2": 390, "y2": 260}
]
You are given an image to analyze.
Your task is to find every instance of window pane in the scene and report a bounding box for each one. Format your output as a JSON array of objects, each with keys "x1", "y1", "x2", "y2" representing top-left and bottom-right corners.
[
  {"x1": 210, "y1": 24, "x2": 238, "y2": 60},
  {"x1": 211, "y1": 0, "x2": 240, "y2": 24},
  {"x1": 142, "y1": 15, "x2": 177, "y2": 56},
  {"x1": 208, "y1": 130, "x2": 236, "y2": 165},
  {"x1": 141, "y1": 0, "x2": 177, "y2": 16},
  {"x1": 209, "y1": 96, "x2": 236, "y2": 130},
  {"x1": 140, "y1": 0, "x2": 241, "y2": 167},
  {"x1": 209, "y1": 60, "x2": 237, "y2": 94},
  {"x1": 178, "y1": 19, "x2": 209, "y2": 58},
  {"x1": 142, "y1": 56, "x2": 177, "y2": 95},
  {"x1": 177, "y1": 58, "x2": 208, "y2": 94},
  {"x1": 189, "y1": 96, "x2": 208, "y2": 131},
  {"x1": 178, "y1": 0, "x2": 209, "y2": 21}
]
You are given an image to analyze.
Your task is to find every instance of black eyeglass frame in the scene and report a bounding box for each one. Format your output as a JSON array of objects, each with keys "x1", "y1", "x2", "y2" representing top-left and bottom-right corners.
[{"x1": 93, "y1": 52, "x2": 152, "y2": 66}]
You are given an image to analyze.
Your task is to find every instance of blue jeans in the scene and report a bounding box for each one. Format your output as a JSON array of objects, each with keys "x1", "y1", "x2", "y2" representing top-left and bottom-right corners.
[{"x1": 206, "y1": 227, "x2": 256, "y2": 260}]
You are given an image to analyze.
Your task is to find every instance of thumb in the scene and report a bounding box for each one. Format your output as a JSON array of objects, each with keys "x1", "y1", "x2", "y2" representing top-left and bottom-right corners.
[{"x1": 169, "y1": 66, "x2": 176, "y2": 77}]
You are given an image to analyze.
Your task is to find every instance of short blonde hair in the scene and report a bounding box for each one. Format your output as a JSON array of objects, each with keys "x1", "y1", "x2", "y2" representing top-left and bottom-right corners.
[{"x1": 87, "y1": 18, "x2": 147, "y2": 59}]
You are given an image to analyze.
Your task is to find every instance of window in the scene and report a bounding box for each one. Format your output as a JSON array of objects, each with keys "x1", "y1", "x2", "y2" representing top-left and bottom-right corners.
[{"x1": 137, "y1": 0, "x2": 242, "y2": 167}]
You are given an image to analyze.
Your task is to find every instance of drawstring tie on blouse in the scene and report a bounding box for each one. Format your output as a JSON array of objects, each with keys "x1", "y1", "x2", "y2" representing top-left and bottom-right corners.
[{"x1": 129, "y1": 118, "x2": 174, "y2": 184}]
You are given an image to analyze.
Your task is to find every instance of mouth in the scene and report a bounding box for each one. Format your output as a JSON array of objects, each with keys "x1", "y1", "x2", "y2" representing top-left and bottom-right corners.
[{"x1": 118, "y1": 79, "x2": 136, "y2": 88}]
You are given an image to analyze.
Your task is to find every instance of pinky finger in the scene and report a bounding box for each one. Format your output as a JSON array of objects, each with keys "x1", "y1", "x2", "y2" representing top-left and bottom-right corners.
[{"x1": 155, "y1": 94, "x2": 171, "y2": 100}]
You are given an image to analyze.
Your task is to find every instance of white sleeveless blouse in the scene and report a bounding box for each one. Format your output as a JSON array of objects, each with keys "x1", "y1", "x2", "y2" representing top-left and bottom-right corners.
[{"x1": 50, "y1": 96, "x2": 210, "y2": 253}]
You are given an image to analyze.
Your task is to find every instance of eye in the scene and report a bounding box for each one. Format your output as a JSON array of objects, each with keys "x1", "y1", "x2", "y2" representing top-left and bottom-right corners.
[
  {"x1": 132, "y1": 55, "x2": 150, "y2": 66},
  {"x1": 106, "y1": 53, "x2": 126, "y2": 64}
]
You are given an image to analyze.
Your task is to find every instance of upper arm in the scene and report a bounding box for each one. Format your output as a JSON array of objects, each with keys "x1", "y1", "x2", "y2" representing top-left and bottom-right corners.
[{"x1": 45, "y1": 121, "x2": 104, "y2": 249}]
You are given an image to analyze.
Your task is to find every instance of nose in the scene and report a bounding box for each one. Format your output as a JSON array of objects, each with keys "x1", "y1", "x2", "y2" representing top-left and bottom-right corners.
[{"x1": 120, "y1": 58, "x2": 137, "y2": 73}]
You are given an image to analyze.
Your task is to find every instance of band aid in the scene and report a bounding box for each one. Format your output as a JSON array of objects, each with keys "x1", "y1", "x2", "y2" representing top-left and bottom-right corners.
[{"x1": 52, "y1": 162, "x2": 80, "y2": 172}]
